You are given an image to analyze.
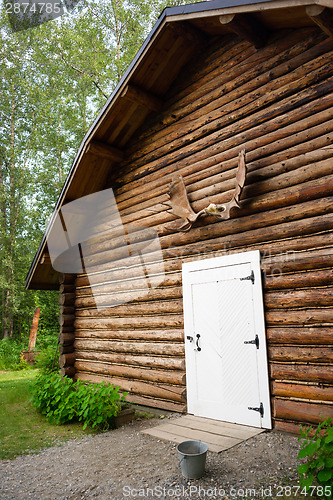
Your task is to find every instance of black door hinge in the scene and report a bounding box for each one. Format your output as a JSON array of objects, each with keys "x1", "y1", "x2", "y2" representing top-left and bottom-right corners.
[
  {"x1": 248, "y1": 402, "x2": 264, "y2": 417},
  {"x1": 244, "y1": 334, "x2": 259, "y2": 349},
  {"x1": 240, "y1": 270, "x2": 255, "y2": 284}
]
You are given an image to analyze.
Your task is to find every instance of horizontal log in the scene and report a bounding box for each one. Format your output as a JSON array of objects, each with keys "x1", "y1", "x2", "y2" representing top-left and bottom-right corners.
[
  {"x1": 163, "y1": 216, "x2": 333, "y2": 269},
  {"x1": 76, "y1": 230, "x2": 333, "y2": 289},
  {"x1": 116, "y1": 162, "x2": 333, "y2": 231},
  {"x1": 75, "y1": 329, "x2": 184, "y2": 342},
  {"x1": 59, "y1": 284, "x2": 75, "y2": 294},
  {"x1": 272, "y1": 381, "x2": 333, "y2": 402},
  {"x1": 273, "y1": 399, "x2": 333, "y2": 424},
  {"x1": 75, "y1": 299, "x2": 183, "y2": 317},
  {"x1": 265, "y1": 288, "x2": 333, "y2": 309},
  {"x1": 270, "y1": 363, "x2": 333, "y2": 384},
  {"x1": 76, "y1": 260, "x2": 176, "y2": 288},
  {"x1": 159, "y1": 197, "x2": 333, "y2": 251},
  {"x1": 59, "y1": 314, "x2": 75, "y2": 327},
  {"x1": 61, "y1": 366, "x2": 75, "y2": 378},
  {"x1": 269, "y1": 346, "x2": 333, "y2": 363},
  {"x1": 130, "y1": 31, "x2": 328, "y2": 154},
  {"x1": 82, "y1": 163, "x2": 333, "y2": 248},
  {"x1": 75, "y1": 285, "x2": 182, "y2": 309},
  {"x1": 267, "y1": 327, "x2": 333, "y2": 345},
  {"x1": 59, "y1": 333, "x2": 75, "y2": 346},
  {"x1": 76, "y1": 233, "x2": 333, "y2": 305},
  {"x1": 75, "y1": 350, "x2": 185, "y2": 370},
  {"x1": 59, "y1": 352, "x2": 75, "y2": 367},
  {"x1": 74, "y1": 315, "x2": 184, "y2": 330},
  {"x1": 125, "y1": 42, "x2": 333, "y2": 172},
  {"x1": 124, "y1": 393, "x2": 186, "y2": 413},
  {"x1": 59, "y1": 345, "x2": 74, "y2": 355},
  {"x1": 263, "y1": 247, "x2": 333, "y2": 275},
  {"x1": 73, "y1": 339, "x2": 184, "y2": 357},
  {"x1": 74, "y1": 360, "x2": 186, "y2": 385},
  {"x1": 74, "y1": 372, "x2": 186, "y2": 402},
  {"x1": 121, "y1": 74, "x2": 333, "y2": 189},
  {"x1": 82, "y1": 197, "x2": 333, "y2": 270},
  {"x1": 59, "y1": 293, "x2": 75, "y2": 306},
  {"x1": 266, "y1": 308, "x2": 333, "y2": 326},
  {"x1": 124, "y1": 107, "x2": 333, "y2": 215},
  {"x1": 117, "y1": 107, "x2": 333, "y2": 212},
  {"x1": 166, "y1": 28, "x2": 314, "y2": 110},
  {"x1": 76, "y1": 272, "x2": 180, "y2": 297},
  {"x1": 59, "y1": 305, "x2": 75, "y2": 315},
  {"x1": 264, "y1": 269, "x2": 333, "y2": 290},
  {"x1": 59, "y1": 273, "x2": 76, "y2": 286},
  {"x1": 60, "y1": 325, "x2": 75, "y2": 334},
  {"x1": 273, "y1": 420, "x2": 303, "y2": 435}
]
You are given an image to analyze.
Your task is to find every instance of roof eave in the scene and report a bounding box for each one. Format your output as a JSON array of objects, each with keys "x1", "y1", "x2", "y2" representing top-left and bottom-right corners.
[{"x1": 25, "y1": 0, "x2": 330, "y2": 290}]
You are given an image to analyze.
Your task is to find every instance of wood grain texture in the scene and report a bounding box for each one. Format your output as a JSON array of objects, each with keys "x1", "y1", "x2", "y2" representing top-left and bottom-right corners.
[{"x1": 68, "y1": 30, "x2": 333, "y2": 421}]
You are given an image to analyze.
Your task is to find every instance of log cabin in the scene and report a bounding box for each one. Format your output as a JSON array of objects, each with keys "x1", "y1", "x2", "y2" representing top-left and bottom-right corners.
[{"x1": 26, "y1": 0, "x2": 333, "y2": 434}]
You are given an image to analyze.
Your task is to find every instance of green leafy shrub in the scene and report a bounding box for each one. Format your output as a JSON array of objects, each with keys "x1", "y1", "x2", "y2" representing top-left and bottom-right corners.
[
  {"x1": 35, "y1": 346, "x2": 60, "y2": 374},
  {"x1": 19, "y1": 353, "x2": 30, "y2": 371},
  {"x1": 30, "y1": 372, "x2": 127, "y2": 430},
  {"x1": 0, "y1": 339, "x2": 25, "y2": 370},
  {"x1": 298, "y1": 417, "x2": 333, "y2": 498}
]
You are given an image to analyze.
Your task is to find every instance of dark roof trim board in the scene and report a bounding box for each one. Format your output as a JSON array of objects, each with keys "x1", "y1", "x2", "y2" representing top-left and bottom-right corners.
[{"x1": 25, "y1": 0, "x2": 330, "y2": 289}]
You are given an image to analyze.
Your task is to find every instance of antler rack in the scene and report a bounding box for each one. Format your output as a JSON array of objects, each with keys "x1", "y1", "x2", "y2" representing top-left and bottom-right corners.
[{"x1": 164, "y1": 150, "x2": 247, "y2": 232}]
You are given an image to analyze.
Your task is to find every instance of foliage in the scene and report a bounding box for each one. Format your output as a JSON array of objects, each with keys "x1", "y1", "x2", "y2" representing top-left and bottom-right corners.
[
  {"x1": 0, "y1": 370, "x2": 91, "y2": 460},
  {"x1": 297, "y1": 417, "x2": 333, "y2": 498},
  {"x1": 35, "y1": 345, "x2": 60, "y2": 374},
  {"x1": 31, "y1": 372, "x2": 127, "y2": 430},
  {"x1": 0, "y1": 0, "x2": 200, "y2": 341},
  {"x1": 0, "y1": 338, "x2": 25, "y2": 370}
]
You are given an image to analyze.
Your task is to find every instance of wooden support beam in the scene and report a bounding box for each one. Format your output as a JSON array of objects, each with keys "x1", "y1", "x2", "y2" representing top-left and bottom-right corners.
[
  {"x1": 86, "y1": 140, "x2": 125, "y2": 163},
  {"x1": 168, "y1": 20, "x2": 207, "y2": 47},
  {"x1": 121, "y1": 84, "x2": 163, "y2": 112},
  {"x1": 40, "y1": 252, "x2": 51, "y2": 264},
  {"x1": 219, "y1": 13, "x2": 268, "y2": 49},
  {"x1": 306, "y1": 5, "x2": 333, "y2": 38}
]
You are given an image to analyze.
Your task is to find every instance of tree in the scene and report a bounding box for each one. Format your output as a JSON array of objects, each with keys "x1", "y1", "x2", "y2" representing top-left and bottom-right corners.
[{"x1": 0, "y1": 0, "x2": 200, "y2": 340}]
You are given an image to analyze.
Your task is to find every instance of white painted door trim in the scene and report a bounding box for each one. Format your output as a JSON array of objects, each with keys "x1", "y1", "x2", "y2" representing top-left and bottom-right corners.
[{"x1": 182, "y1": 250, "x2": 272, "y2": 429}]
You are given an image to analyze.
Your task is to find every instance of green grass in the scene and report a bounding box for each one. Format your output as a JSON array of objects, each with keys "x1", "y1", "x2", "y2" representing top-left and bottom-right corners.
[{"x1": 0, "y1": 370, "x2": 93, "y2": 460}]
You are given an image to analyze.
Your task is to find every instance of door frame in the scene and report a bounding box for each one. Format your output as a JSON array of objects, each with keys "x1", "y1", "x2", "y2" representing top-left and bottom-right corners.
[{"x1": 182, "y1": 250, "x2": 272, "y2": 429}]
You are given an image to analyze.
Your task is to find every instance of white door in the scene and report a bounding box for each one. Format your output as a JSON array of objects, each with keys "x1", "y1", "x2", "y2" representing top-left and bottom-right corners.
[{"x1": 183, "y1": 251, "x2": 271, "y2": 429}]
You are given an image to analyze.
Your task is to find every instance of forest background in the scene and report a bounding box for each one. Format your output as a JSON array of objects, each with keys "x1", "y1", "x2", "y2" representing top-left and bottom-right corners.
[{"x1": 0, "y1": 0, "x2": 198, "y2": 350}]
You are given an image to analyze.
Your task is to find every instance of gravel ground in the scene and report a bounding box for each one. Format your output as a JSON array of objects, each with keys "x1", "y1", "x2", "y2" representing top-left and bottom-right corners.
[{"x1": 0, "y1": 414, "x2": 302, "y2": 500}]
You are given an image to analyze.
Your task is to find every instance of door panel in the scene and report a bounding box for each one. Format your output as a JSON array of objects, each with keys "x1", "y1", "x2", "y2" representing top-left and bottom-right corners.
[{"x1": 183, "y1": 251, "x2": 271, "y2": 429}]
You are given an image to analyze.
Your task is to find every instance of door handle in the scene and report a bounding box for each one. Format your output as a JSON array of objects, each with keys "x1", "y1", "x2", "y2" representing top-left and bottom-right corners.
[{"x1": 195, "y1": 334, "x2": 201, "y2": 352}]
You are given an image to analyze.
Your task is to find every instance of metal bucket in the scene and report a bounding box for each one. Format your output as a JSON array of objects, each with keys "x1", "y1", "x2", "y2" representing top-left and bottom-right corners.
[{"x1": 177, "y1": 440, "x2": 208, "y2": 479}]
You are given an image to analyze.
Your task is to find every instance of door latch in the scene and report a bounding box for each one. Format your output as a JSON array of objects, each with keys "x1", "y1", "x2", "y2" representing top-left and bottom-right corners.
[
  {"x1": 186, "y1": 336, "x2": 193, "y2": 342},
  {"x1": 244, "y1": 334, "x2": 259, "y2": 349},
  {"x1": 248, "y1": 402, "x2": 264, "y2": 417}
]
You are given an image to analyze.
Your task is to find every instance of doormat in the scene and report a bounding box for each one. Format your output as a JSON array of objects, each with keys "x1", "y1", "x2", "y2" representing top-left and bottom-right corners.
[{"x1": 141, "y1": 414, "x2": 265, "y2": 453}]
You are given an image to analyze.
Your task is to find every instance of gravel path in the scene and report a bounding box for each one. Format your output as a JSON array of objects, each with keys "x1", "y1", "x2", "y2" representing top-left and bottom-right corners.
[{"x1": 0, "y1": 414, "x2": 302, "y2": 500}]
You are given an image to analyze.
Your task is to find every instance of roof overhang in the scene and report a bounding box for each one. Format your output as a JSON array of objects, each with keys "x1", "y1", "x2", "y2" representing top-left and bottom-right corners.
[{"x1": 26, "y1": 0, "x2": 333, "y2": 290}]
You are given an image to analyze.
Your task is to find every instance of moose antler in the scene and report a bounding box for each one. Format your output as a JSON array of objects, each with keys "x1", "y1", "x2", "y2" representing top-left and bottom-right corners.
[
  {"x1": 204, "y1": 149, "x2": 247, "y2": 220},
  {"x1": 165, "y1": 150, "x2": 247, "y2": 232},
  {"x1": 164, "y1": 176, "x2": 207, "y2": 231}
]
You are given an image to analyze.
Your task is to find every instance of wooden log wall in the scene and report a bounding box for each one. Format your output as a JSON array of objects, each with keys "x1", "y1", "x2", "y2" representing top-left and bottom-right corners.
[
  {"x1": 73, "y1": 27, "x2": 333, "y2": 426},
  {"x1": 58, "y1": 273, "x2": 76, "y2": 378}
]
